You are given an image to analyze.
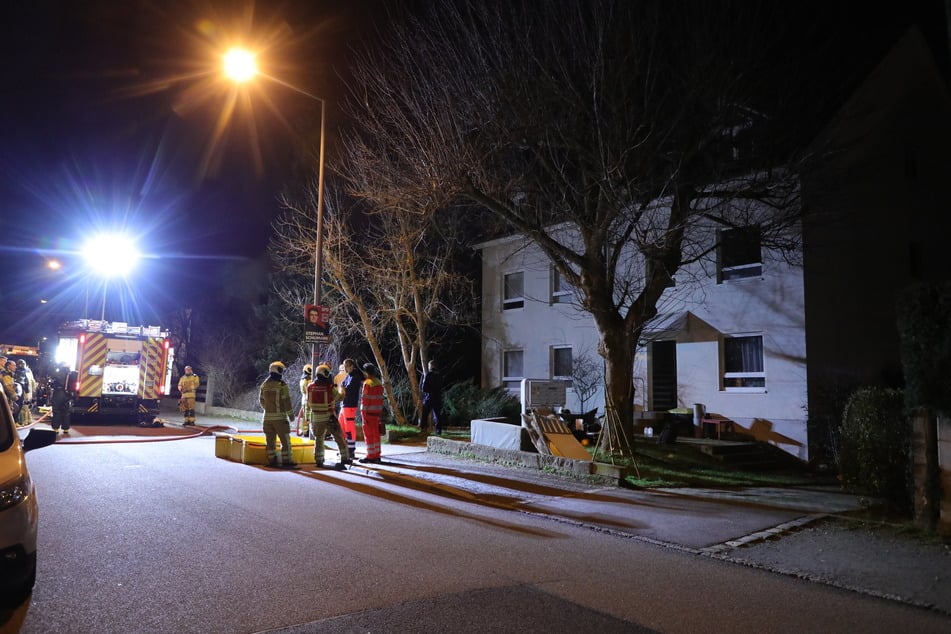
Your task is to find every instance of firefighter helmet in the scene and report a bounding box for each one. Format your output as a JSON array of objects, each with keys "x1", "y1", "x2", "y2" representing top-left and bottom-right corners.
[
  {"x1": 315, "y1": 364, "x2": 331, "y2": 378},
  {"x1": 269, "y1": 361, "x2": 286, "y2": 375},
  {"x1": 302, "y1": 364, "x2": 313, "y2": 376}
]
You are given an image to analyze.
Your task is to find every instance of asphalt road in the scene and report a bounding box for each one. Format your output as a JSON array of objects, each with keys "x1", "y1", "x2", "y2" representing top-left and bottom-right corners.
[{"x1": 2, "y1": 434, "x2": 949, "y2": 633}]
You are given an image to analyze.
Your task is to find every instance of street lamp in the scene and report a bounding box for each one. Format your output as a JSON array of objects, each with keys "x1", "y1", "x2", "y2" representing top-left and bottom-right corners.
[{"x1": 223, "y1": 47, "x2": 327, "y2": 367}]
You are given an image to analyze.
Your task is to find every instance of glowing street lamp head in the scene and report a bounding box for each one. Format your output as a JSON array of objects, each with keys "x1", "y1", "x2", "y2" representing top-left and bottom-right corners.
[
  {"x1": 223, "y1": 48, "x2": 258, "y2": 83},
  {"x1": 82, "y1": 234, "x2": 140, "y2": 278}
]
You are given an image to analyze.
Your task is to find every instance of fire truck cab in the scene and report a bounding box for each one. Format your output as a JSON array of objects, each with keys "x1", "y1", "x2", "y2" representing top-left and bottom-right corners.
[{"x1": 54, "y1": 320, "x2": 174, "y2": 425}]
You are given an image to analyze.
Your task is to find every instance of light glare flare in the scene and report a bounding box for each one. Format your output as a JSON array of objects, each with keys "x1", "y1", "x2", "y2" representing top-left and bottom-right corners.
[
  {"x1": 223, "y1": 48, "x2": 258, "y2": 82},
  {"x1": 82, "y1": 234, "x2": 141, "y2": 278}
]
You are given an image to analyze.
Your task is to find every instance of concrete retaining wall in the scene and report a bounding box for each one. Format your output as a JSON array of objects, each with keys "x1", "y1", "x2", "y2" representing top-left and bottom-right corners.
[{"x1": 427, "y1": 436, "x2": 626, "y2": 486}]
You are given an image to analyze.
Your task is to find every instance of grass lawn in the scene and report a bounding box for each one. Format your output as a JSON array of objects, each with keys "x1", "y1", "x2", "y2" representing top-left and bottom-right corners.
[{"x1": 601, "y1": 440, "x2": 833, "y2": 489}]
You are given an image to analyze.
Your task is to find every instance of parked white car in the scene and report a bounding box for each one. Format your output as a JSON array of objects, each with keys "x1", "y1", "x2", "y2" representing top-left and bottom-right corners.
[{"x1": 0, "y1": 391, "x2": 55, "y2": 606}]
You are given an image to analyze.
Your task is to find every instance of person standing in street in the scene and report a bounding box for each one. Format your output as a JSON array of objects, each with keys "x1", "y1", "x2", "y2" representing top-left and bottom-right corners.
[
  {"x1": 49, "y1": 366, "x2": 74, "y2": 435},
  {"x1": 177, "y1": 365, "x2": 200, "y2": 426},
  {"x1": 259, "y1": 361, "x2": 298, "y2": 469},
  {"x1": 337, "y1": 358, "x2": 364, "y2": 461},
  {"x1": 1, "y1": 360, "x2": 20, "y2": 421},
  {"x1": 297, "y1": 364, "x2": 312, "y2": 438},
  {"x1": 358, "y1": 363, "x2": 385, "y2": 464},
  {"x1": 420, "y1": 359, "x2": 444, "y2": 435},
  {"x1": 15, "y1": 360, "x2": 35, "y2": 425},
  {"x1": 306, "y1": 364, "x2": 349, "y2": 470},
  {"x1": 334, "y1": 363, "x2": 347, "y2": 398}
]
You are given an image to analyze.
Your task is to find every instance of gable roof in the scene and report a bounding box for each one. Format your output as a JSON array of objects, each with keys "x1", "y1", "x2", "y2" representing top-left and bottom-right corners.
[{"x1": 807, "y1": 26, "x2": 951, "y2": 165}]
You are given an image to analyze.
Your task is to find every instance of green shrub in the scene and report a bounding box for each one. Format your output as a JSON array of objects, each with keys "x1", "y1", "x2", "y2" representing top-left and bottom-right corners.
[
  {"x1": 839, "y1": 387, "x2": 912, "y2": 513},
  {"x1": 442, "y1": 381, "x2": 521, "y2": 426}
]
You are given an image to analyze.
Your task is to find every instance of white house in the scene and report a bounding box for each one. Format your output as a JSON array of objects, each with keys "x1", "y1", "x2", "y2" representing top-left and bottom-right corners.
[
  {"x1": 476, "y1": 28, "x2": 951, "y2": 462},
  {"x1": 478, "y1": 218, "x2": 809, "y2": 459}
]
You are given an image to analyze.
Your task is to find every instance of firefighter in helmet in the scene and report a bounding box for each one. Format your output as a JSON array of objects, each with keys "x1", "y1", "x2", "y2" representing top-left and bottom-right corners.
[
  {"x1": 307, "y1": 364, "x2": 350, "y2": 469},
  {"x1": 178, "y1": 365, "x2": 200, "y2": 426},
  {"x1": 297, "y1": 364, "x2": 313, "y2": 437},
  {"x1": 259, "y1": 361, "x2": 298, "y2": 469}
]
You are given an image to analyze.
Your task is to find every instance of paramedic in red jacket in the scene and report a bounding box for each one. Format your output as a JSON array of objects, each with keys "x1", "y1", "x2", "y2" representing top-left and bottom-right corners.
[{"x1": 358, "y1": 363, "x2": 385, "y2": 463}]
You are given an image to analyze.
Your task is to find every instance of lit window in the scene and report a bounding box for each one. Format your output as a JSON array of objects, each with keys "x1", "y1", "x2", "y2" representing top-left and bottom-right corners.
[
  {"x1": 551, "y1": 346, "x2": 573, "y2": 388},
  {"x1": 502, "y1": 349, "x2": 524, "y2": 389},
  {"x1": 719, "y1": 226, "x2": 762, "y2": 282},
  {"x1": 503, "y1": 272, "x2": 524, "y2": 310},
  {"x1": 722, "y1": 335, "x2": 765, "y2": 390},
  {"x1": 551, "y1": 267, "x2": 572, "y2": 304}
]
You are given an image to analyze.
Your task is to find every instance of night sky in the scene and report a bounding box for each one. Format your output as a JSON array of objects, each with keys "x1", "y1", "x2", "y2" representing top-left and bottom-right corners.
[
  {"x1": 0, "y1": 0, "x2": 377, "y2": 343},
  {"x1": 0, "y1": 0, "x2": 947, "y2": 346}
]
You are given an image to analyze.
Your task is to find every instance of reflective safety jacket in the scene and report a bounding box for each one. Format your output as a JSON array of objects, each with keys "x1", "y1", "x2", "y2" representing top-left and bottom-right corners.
[
  {"x1": 178, "y1": 373, "x2": 200, "y2": 399},
  {"x1": 259, "y1": 375, "x2": 292, "y2": 422},
  {"x1": 306, "y1": 377, "x2": 337, "y2": 422},
  {"x1": 360, "y1": 378, "x2": 384, "y2": 421}
]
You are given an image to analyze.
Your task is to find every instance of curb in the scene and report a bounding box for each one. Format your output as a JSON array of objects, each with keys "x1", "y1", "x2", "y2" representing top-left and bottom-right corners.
[{"x1": 426, "y1": 436, "x2": 626, "y2": 485}]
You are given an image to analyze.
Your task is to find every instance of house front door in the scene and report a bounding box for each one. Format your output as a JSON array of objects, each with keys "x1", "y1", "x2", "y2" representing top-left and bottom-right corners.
[{"x1": 649, "y1": 340, "x2": 677, "y2": 411}]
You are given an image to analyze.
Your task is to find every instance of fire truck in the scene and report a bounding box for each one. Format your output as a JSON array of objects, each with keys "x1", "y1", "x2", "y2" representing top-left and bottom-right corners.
[
  {"x1": 54, "y1": 320, "x2": 174, "y2": 424},
  {"x1": 0, "y1": 343, "x2": 40, "y2": 362}
]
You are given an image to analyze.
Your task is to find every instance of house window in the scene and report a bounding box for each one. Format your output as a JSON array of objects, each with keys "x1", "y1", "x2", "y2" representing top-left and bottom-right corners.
[
  {"x1": 718, "y1": 226, "x2": 762, "y2": 282},
  {"x1": 722, "y1": 335, "x2": 765, "y2": 390},
  {"x1": 551, "y1": 346, "x2": 573, "y2": 388},
  {"x1": 503, "y1": 272, "x2": 524, "y2": 310},
  {"x1": 502, "y1": 349, "x2": 524, "y2": 389},
  {"x1": 551, "y1": 267, "x2": 572, "y2": 304}
]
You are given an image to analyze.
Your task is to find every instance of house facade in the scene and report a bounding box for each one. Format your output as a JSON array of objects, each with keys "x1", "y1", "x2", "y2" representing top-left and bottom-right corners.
[
  {"x1": 477, "y1": 28, "x2": 951, "y2": 462},
  {"x1": 479, "y1": 223, "x2": 810, "y2": 459}
]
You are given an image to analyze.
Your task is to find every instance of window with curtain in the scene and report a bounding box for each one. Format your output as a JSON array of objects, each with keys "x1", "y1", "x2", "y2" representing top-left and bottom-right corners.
[{"x1": 723, "y1": 334, "x2": 765, "y2": 390}]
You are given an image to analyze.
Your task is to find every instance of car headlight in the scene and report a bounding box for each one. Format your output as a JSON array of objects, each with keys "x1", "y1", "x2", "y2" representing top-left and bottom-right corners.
[{"x1": 0, "y1": 473, "x2": 32, "y2": 512}]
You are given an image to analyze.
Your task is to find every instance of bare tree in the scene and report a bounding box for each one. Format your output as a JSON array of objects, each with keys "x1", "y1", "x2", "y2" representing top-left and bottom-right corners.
[
  {"x1": 271, "y1": 185, "x2": 474, "y2": 425},
  {"x1": 342, "y1": 0, "x2": 815, "y2": 456},
  {"x1": 192, "y1": 326, "x2": 254, "y2": 408}
]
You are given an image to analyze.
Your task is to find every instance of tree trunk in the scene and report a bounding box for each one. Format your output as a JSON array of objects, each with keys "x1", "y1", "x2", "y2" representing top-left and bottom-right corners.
[{"x1": 597, "y1": 326, "x2": 636, "y2": 459}]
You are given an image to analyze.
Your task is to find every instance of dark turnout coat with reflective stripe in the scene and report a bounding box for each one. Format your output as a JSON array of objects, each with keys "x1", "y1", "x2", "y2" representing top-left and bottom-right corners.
[{"x1": 259, "y1": 375, "x2": 292, "y2": 422}]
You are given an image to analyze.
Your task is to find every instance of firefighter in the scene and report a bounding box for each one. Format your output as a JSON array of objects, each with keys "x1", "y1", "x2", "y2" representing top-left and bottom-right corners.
[
  {"x1": 358, "y1": 363, "x2": 385, "y2": 463},
  {"x1": 50, "y1": 366, "x2": 74, "y2": 434},
  {"x1": 297, "y1": 364, "x2": 312, "y2": 438},
  {"x1": 177, "y1": 365, "x2": 200, "y2": 426},
  {"x1": 306, "y1": 364, "x2": 349, "y2": 470},
  {"x1": 2, "y1": 360, "x2": 21, "y2": 421},
  {"x1": 259, "y1": 361, "x2": 298, "y2": 469}
]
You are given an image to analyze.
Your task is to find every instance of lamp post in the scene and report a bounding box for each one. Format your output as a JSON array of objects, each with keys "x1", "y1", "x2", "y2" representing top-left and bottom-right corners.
[{"x1": 223, "y1": 48, "x2": 327, "y2": 368}]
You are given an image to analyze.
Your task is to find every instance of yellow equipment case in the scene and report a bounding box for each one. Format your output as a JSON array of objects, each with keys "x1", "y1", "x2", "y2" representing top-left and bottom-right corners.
[{"x1": 214, "y1": 433, "x2": 315, "y2": 465}]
